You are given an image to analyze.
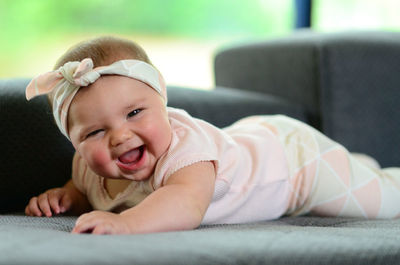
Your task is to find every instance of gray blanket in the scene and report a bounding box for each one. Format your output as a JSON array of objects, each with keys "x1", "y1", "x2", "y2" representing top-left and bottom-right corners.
[{"x1": 1, "y1": 215, "x2": 399, "y2": 265}]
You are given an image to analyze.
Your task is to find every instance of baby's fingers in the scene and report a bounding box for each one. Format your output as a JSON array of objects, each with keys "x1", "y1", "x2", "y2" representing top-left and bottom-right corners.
[
  {"x1": 59, "y1": 193, "x2": 73, "y2": 214},
  {"x1": 25, "y1": 197, "x2": 42, "y2": 216},
  {"x1": 48, "y1": 189, "x2": 66, "y2": 215},
  {"x1": 72, "y1": 212, "x2": 109, "y2": 234},
  {"x1": 72, "y1": 215, "x2": 97, "y2": 234},
  {"x1": 92, "y1": 223, "x2": 113, "y2": 235},
  {"x1": 37, "y1": 193, "x2": 53, "y2": 217}
]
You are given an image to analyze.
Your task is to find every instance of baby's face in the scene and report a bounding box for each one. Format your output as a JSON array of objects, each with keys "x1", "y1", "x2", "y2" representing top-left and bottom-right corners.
[{"x1": 68, "y1": 75, "x2": 172, "y2": 181}]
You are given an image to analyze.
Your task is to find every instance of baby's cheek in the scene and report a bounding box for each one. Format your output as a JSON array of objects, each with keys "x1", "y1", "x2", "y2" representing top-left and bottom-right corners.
[{"x1": 90, "y1": 150, "x2": 111, "y2": 172}]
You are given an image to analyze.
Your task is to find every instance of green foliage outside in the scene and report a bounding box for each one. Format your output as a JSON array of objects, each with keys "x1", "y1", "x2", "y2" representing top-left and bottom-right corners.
[
  {"x1": 0, "y1": 0, "x2": 293, "y2": 78},
  {"x1": 1, "y1": 0, "x2": 399, "y2": 79},
  {"x1": 1, "y1": 0, "x2": 292, "y2": 36}
]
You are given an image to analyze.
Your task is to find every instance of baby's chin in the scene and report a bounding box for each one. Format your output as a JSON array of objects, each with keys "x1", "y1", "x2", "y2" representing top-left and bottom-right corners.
[
  {"x1": 103, "y1": 171, "x2": 152, "y2": 182},
  {"x1": 119, "y1": 172, "x2": 152, "y2": 182}
]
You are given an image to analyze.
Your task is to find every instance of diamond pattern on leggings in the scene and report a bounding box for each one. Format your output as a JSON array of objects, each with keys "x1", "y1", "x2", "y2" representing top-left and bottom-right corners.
[
  {"x1": 287, "y1": 160, "x2": 317, "y2": 212},
  {"x1": 267, "y1": 115, "x2": 399, "y2": 219},
  {"x1": 352, "y1": 179, "x2": 381, "y2": 218},
  {"x1": 310, "y1": 159, "x2": 348, "y2": 206},
  {"x1": 306, "y1": 148, "x2": 382, "y2": 218},
  {"x1": 342, "y1": 196, "x2": 367, "y2": 217},
  {"x1": 322, "y1": 149, "x2": 351, "y2": 187},
  {"x1": 311, "y1": 196, "x2": 347, "y2": 216}
]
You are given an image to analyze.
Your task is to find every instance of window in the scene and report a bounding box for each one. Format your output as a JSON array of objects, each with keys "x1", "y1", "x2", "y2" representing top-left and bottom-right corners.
[
  {"x1": 313, "y1": 0, "x2": 400, "y2": 32},
  {"x1": 0, "y1": 0, "x2": 293, "y2": 89}
]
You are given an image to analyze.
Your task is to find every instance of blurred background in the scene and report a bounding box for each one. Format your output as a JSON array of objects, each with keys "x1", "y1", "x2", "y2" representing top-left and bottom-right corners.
[{"x1": 0, "y1": 0, "x2": 399, "y2": 89}]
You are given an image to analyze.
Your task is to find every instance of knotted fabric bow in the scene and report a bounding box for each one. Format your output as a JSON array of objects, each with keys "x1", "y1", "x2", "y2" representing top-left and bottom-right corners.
[{"x1": 26, "y1": 58, "x2": 167, "y2": 140}]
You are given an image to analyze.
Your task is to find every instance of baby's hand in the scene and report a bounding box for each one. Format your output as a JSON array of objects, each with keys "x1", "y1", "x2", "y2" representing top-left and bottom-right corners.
[
  {"x1": 71, "y1": 211, "x2": 131, "y2": 234},
  {"x1": 25, "y1": 188, "x2": 73, "y2": 217}
]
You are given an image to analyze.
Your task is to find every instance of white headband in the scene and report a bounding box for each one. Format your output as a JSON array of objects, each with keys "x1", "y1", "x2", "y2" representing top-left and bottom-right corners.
[{"x1": 25, "y1": 58, "x2": 167, "y2": 140}]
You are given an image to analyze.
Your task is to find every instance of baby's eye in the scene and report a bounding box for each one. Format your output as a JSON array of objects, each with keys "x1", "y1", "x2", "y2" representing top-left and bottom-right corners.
[
  {"x1": 86, "y1": 129, "x2": 103, "y2": 139},
  {"x1": 127, "y1": 109, "x2": 142, "y2": 118}
]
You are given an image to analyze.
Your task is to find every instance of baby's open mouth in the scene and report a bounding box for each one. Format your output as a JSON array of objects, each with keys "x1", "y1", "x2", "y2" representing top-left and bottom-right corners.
[{"x1": 118, "y1": 145, "x2": 145, "y2": 165}]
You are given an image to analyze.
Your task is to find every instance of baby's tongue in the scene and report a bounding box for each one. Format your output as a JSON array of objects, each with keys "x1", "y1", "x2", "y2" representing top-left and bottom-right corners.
[{"x1": 119, "y1": 148, "x2": 141, "y2": 163}]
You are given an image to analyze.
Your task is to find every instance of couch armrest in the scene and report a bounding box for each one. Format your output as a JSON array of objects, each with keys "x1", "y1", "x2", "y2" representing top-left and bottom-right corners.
[
  {"x1": 0, "y1": 78, "x2": 74, "y2": 213},
  {"x1": 215, "y1": 31, "x2": 400, "y2": 167},
  {"x1": 317, "y1": 31, "x2": 400, "y2": 167}
]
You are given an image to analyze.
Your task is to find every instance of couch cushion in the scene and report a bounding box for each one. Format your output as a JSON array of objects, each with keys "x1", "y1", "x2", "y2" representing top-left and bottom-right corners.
[
  {"x1": 215, "y1": 31, "x2": 400, "y2": 167},
  {"x1": 318, "y1": 32, "x2": 400, "y2": 167},
  {"x1": 0, "y1": 215, "x2": 399, "y2": 264}
]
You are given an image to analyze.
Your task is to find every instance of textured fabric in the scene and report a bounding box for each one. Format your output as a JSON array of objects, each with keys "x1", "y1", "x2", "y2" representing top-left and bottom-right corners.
[
  {"x1": 72, "y1": 108, "x2": 290, "y2": 224},
  {"x1": 1, "y1": 214, "x2": 400, "y2": 265},
  {"x1": 264, "y1": 115, "x2": 400, "y2": 218},
  {"x1": 26, "y1": 59, "x2": 167, "y2": 139}
]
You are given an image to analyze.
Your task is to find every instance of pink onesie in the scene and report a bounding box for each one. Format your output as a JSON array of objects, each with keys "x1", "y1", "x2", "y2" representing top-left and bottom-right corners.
[
  {"x1": 73, "y1": 108, "x2": 400, "y2": 223},
  {"x1": 73, "y1": 107, "x2": 291, "y2": 224}
]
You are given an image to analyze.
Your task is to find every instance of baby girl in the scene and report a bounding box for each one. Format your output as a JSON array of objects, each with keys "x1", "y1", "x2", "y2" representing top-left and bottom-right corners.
[{"x1": 25, "y1": 36, "x2": 400, "y2": 234}]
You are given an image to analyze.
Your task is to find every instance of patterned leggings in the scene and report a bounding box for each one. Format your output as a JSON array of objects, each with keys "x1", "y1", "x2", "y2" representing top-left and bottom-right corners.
[{"x1": 265, "y1": 115, "x2": 400, "y2": 219}]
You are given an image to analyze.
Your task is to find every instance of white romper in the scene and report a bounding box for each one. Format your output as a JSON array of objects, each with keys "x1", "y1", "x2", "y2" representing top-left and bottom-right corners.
[{"x1": 73, "y1": 108, "x2": 400, "y2": 224}]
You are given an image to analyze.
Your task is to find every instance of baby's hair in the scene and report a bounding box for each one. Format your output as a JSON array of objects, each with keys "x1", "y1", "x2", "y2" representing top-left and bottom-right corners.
[
  {"x1": 54, "y1": 36, "x2": 153, "y2": 69},
  {"x1": 48, "y1": 36, "x2": 153, "y2": 106}
]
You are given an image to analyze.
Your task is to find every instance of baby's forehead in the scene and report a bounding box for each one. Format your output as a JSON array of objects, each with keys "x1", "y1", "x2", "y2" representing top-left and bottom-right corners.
[{"x1": 68, "y1": 76, "x2": 164, "y2": 124}]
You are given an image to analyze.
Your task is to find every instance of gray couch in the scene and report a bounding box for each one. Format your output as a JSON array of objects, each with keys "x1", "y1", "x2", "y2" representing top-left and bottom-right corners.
[
  {"x1": 215, "y1": 30, "x2": 400, "y2": 167},
  {"x1": 1, "y1": 31, "x2": 399, "y2": 264}
]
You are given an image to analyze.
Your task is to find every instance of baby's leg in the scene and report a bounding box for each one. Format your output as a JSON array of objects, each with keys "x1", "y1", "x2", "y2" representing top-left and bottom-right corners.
[
  {"x1": 267, "y1": 115, "x2": 400, "y2": 219},
  {"x1": 351, "y1": 152, "x2": 381, "y2": 169},
  {"x1": 306, "y1": 148, "x2": 400, "y2": 219}
]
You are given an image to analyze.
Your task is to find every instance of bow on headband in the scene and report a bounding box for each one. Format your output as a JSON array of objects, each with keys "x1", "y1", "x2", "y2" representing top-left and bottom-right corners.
[{"x1": 26, "y1": 58, "x2": 167, "y2": 140}]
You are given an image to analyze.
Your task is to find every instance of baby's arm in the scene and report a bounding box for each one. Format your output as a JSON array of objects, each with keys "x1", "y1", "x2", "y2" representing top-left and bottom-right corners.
[
  {"x1": 72, "y1": 161, "x2": 216, "y2": 234},
  {"x1": 25, "y1": 179, "x2": 92, "y2": 217}
]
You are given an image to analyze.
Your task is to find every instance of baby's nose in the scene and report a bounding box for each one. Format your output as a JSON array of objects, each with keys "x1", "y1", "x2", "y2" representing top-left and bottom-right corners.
[{"x1": 110, "y1": 128, "x2": 134, "y2": 147}]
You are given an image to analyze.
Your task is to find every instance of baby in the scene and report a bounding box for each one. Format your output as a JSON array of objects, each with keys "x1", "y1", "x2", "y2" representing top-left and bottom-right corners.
[{"x1": 25, "y1": 36, "x2": 400, "y2": 234}]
